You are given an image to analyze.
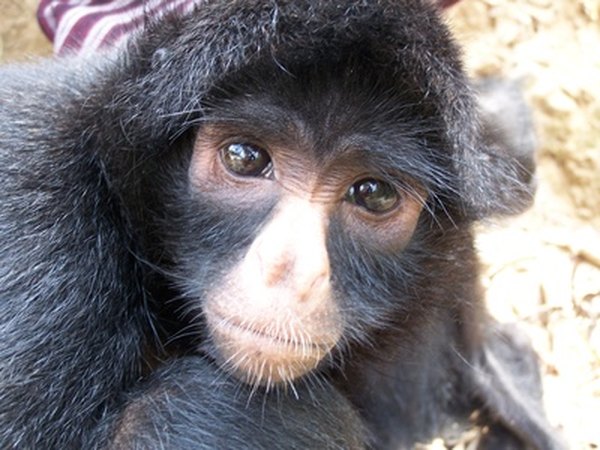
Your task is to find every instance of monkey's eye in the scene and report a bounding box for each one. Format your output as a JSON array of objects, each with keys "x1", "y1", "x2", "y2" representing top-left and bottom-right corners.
[
  {"x1": 345, "y1": 178, "x2": 399, "y2": 213},
  {"x1": 220, "y1": 143, "x2": 272, "y2": 177}
]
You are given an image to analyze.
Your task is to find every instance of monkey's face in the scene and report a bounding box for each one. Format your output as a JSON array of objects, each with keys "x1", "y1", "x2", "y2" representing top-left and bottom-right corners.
[
  {"x1": 169, "y1": 65, "x2": 443, "y2": 388},
  {"x1": 189, "y1": 124, "x2": 425, "y2": 387}
]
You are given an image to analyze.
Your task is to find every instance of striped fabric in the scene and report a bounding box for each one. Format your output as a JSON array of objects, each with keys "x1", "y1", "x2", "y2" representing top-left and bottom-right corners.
[
  {"x1": 38, "y1": 0, "x2": 461, "y2": 56},
  {"x1": 38, "y1": 0, "x2": 199, "y2": 55}
]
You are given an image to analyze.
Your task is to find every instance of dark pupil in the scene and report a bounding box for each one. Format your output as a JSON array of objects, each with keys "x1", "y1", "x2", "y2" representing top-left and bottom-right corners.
[
  {"x1": 346, "y1": 178, "x2": 398, "y2": 212},
  {"x1": 221, "y1": 143, "x2": 271, "y2": 176}
]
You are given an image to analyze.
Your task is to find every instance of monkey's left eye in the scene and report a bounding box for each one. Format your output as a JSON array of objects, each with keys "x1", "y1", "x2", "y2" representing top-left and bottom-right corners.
[
  {"x1": 220, "y1": 143, "x2": 272, "y2": 177},
  {"x1": 346, "y1": 178, "x2": 399, "y2": 213}
]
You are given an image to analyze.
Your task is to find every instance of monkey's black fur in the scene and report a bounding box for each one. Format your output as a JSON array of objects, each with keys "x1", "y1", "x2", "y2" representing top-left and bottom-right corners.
[{"x1": 0, "y1": 1, "x2": 563, "y2": 449}]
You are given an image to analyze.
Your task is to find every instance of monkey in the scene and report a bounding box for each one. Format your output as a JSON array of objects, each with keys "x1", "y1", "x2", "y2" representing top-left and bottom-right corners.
[
  {"x1": 475, "y1": 77, "x2": 538, "y2": 179},
  {"x1": 0, "y1": 1, "x2": 564, "y2": 449}
]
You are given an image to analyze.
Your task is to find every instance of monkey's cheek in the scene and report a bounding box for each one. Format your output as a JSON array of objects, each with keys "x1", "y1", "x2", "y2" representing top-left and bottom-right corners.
[{"x1": 208, "y1": 319, "x2": 337, "y2": 386}]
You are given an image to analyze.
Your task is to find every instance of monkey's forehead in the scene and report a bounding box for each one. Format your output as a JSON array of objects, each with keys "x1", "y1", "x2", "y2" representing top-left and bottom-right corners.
[
  {"x1": 136, "y1": 1, "x2": 466, "y2": 91},
  {"x1": 119, "y1": 1, "x2": 476, "y2": 150}
]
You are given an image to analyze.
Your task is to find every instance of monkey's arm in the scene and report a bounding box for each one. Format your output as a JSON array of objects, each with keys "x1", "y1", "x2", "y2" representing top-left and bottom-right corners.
[
  {"x1": 104, "y1": 357, "x2": 365, "y2": 450},
  {"x1": 0, "y1": 60, "x2": 148, "y2": 448}
]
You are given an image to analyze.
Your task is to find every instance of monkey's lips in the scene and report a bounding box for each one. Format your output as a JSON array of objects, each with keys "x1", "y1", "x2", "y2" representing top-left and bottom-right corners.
[{"x1": 205, "y1": 308, "x2": 335, "y2": 386}]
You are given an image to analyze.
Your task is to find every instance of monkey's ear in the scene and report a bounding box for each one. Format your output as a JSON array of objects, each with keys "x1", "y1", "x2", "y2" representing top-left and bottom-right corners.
[
  {"x1": 452, "y1": 79, "x2": 537, "y2": 220},
  {"x1": 467, "y1": 323, "x2": 566, "y2": 450}
]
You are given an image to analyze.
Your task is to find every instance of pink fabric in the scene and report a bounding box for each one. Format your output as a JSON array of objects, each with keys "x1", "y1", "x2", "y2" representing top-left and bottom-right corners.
[
  {"x1": 38, "y1": 0, "x2": 461, "y2": 56},
  {"x1": 37, "y1": 0, "x2": 198, "y2": 55}
]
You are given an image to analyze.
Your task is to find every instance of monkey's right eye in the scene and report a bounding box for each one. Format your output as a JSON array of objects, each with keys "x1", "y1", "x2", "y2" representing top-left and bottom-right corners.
[
  {"x1": 220, "y1": 143, "x2": 272, "y2": 177},
  {"x1": 345, "y1": 178, "x2": 399, "y2": 213}
]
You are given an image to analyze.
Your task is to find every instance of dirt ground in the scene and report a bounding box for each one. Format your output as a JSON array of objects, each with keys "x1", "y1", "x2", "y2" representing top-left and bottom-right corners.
[
  {"x1": 1, "y1": 1, "x2": 599, "y2": 448},
  {"x1": 447, "y1": 2, "x2": 600, "y2": 449}
]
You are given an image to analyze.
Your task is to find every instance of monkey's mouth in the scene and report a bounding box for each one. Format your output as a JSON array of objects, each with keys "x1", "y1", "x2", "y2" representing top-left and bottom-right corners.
[
  {"x1": 231, "y1": 314, "x2": 321, "y2": 348},
  {"x1": 204, "y1": 308, "x2": 333, "y2": 385},
  {"x1": 206, "y1": 308, "x2": 329, "y2": 353}
]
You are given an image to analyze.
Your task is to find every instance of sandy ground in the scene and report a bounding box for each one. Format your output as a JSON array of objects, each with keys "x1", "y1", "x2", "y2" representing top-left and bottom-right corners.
[
  {"x1": 447, "y1": 2, "x2": 600, "y2": 448},
  {"x1": 1, "y1": 1, "x2": 599, "y2": 449}
]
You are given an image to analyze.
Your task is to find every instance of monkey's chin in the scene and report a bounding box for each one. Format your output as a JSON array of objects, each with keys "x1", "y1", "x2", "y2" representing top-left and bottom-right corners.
[{"x1": 206, "y1": 312, "x2": 334, "y2": 387}]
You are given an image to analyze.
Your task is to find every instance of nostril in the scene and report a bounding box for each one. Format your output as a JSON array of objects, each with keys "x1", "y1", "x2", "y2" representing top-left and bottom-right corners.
[
  {"x1": 263, "y1": 254, "x2": 294, "y2": 287},
  {"x1": 298, "y1": 271, "x2": 331, "y2": 303},
  {"x1": 313, "y1": 272, "x2": 330, "y2": 290}
]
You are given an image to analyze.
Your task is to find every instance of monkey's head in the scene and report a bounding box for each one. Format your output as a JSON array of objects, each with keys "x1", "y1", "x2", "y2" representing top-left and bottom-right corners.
[
  {"x1": 183, "y1": 62, "x2": 436, "y2": 387},
  {"x1": 112, "y1": 1, "x2": 534, "y2": 388}
]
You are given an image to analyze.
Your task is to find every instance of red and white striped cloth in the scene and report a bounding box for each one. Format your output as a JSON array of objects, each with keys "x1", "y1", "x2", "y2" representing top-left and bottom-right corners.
[
  {"x1": 38, "y1": 0, "x2": 462, "y2": 56},
  {"x1": 38, "y1": 0, "x2": 200, "y2": 56}
]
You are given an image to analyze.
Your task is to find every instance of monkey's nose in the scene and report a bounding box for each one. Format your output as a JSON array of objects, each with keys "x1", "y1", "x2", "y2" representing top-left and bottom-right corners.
[{"x1": 247, "y1": 197, "x2": 331, "y2": 296}]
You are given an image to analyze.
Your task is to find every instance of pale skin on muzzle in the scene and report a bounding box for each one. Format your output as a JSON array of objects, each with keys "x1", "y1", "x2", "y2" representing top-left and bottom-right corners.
[{"x1": 204, "y1": 197, "x2": 342, "y2": 387}]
